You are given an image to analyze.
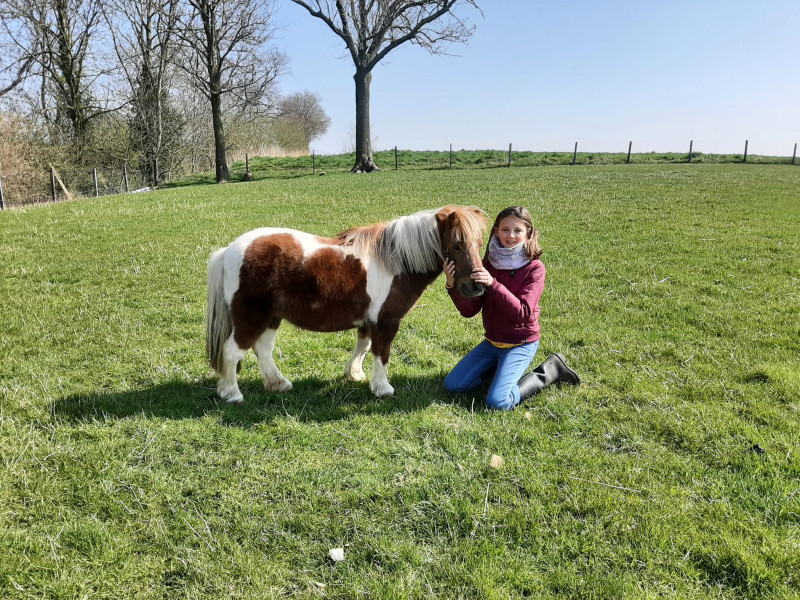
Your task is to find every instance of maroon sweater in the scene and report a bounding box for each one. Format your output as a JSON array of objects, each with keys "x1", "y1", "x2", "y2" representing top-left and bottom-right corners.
[{"x1": 448, "y1": 259, "x2": 545, "y2": 345}]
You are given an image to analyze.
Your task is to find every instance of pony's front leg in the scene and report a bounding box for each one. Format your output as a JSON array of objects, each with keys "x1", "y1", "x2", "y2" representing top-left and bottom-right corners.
[
  {"x1": 218, "y1": 336, "x2": 246, "y2": 404},
  {"x1": 368, "y1": 321, "x2": 399, "y2": 398},
  {"x1": 345, "y1": 326, "x2": 371, "y2": 382},
  {"x1": 254, "y1": 328, "x2": 293, "y2": 393}
]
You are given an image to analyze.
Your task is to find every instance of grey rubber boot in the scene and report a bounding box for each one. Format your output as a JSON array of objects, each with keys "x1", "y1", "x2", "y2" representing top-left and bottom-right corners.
[{"x1": 517, "y1": 353, "x2": 580, "y2": 401}]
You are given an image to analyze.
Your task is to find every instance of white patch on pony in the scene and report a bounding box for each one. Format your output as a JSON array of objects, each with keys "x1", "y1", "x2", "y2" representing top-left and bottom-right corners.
[
  {"x1": 254, "y1": 328, "x2": 293, "y2": 392},
  {"x1": 217, "y1": 335, "x2": 246, "y2": 404},
  {"x1": 370, "y1": 359, "x2": 394, "y2": 398},
  {"x1": 364, "y1": 256, "x2": 394, "y2": 324},
  {"x1": 345, "y1": 335, "x2": 372, "y2": 382}
]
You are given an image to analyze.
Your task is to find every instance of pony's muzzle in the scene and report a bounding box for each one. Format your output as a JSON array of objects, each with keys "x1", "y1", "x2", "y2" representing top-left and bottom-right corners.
[{"x1": 458, "y1": 281, "x2": 486, "y2": 297}]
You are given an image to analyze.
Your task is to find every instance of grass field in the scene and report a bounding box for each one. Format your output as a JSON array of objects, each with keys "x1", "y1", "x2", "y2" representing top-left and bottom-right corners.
[{"x1": 1, "y1": 164, "x2": 799, "y2": 599}]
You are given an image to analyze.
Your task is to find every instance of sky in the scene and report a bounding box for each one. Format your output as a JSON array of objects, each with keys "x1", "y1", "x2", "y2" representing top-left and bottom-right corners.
[{"x1": 271, "y1": 0, "x2": 799, "y2": 157}]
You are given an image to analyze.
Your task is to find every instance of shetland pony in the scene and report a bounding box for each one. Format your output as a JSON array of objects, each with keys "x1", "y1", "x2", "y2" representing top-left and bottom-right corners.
[{"x1": 206, "y1": 205, "x2": 488, "y2": 403}]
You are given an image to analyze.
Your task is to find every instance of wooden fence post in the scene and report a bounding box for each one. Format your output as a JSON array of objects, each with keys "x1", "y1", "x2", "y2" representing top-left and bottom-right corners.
[
  {"x1": 0, "y1": 169, "x2": 5, "y2": 210},
  {"x1": 244, "y1": 153, "x2": 254, "y2": 181},
  {"x1": 573, "y1": 142, "x2": 578, "y2": 165},
  {"x1": 449, "y1": 144, "x2": 453, "y2": 168},
  {"x1": 626, "y1": 141, "x2": 632, "y2": 164},
  {"x1": 792, "y1": 143, "x2": 797, "y2": 165},
  {"x1": 688, "y1": 140, "x2": 693, "y2": 163},
  {"x1": 507, "y1": 143, "x2": 512, "y2": 167},
  {"x1": 123, "y1": 164, "x2": 130, "y2": 193},
  {"x1": 50, "y1": 166, "x2": 57, "y2": 202},
  {"x1": 395, "y1": 146, "x2": 398, "y2": 170},
  {"x1": 743, "y1": 140, "x2": 748, "y2": 163},
  {"x1": 92, "y1": 168, "x2": 99, "y2": 197}
]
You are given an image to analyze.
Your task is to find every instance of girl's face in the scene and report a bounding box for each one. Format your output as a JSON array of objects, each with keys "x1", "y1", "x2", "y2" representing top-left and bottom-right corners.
[{"x1": 495, "y1": 216, "x2": 530, "y2": 248}]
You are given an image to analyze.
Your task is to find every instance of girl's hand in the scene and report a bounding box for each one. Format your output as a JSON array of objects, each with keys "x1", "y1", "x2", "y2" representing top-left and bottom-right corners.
[
  {"x1": 470, "y1": 266, "x2": 494, "y2": 286},
  {"x1": 444, "y1": 258, "x2": 456, "y2": 288}
]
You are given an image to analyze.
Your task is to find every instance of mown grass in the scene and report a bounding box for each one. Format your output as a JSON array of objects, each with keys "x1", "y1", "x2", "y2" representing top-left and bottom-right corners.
[{"x1": 1, "y1": 164, "x2": 799, "y2": 599}]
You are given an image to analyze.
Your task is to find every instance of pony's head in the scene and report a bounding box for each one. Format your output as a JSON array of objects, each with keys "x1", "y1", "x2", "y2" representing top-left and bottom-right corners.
[{"x1": 436, "y1": 206, "x2": 489, "y2": 298}]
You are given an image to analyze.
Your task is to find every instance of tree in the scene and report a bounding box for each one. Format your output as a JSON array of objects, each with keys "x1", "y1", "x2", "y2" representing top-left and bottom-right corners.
[
  {"x1": 102, "y1": 0, "x2": 183, "y2": 186},
  {"x1": 290, "y1": 0, "x2": 480, "y2": 173},
  {"x1": 176, "y1": 0, "x2": 286, "y2": 183},
  {"x1": 1, "y1": 0, "x2": 109, "y2": 153},
  {"x1": 0, "y1": 4, "x2": 38, "y2": 98},
  {"x1": 277, "y1": 91, "x2": 330, "y2": 150}
]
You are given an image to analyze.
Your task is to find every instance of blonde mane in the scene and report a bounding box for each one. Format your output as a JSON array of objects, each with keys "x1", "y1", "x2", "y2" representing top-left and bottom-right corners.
[{"x1": 337, "y1": 206, "x2": 487, "y2": 275}]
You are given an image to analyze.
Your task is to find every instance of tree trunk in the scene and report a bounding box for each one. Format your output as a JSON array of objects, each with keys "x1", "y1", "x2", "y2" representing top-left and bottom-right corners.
[
  {"x1": 210, "y1": 88, "x2": 230, "y2": 183},
  {"x1": 352, "y1": 68, "x2": 379, "y2": 173}
]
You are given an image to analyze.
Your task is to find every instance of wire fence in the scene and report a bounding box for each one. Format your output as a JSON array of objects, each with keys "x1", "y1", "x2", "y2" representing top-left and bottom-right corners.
[{"x1": 1, "y1": 140, "x2": 798, "y2": 210}]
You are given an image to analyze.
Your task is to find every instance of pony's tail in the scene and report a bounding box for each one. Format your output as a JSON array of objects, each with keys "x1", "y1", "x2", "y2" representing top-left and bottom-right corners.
[{"x1": 206, "y1": 247, "x2": 232, "y2": 374}]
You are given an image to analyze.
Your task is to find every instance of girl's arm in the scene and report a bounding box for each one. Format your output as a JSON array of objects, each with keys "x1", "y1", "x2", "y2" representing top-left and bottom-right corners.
[{"x1": 486, "y1": 261, "x2": 546, "y2": 322}]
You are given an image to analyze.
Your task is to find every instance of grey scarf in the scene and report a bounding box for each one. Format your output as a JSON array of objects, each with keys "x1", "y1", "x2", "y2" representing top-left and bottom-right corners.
[{"x1": 486, "y1": 236, "x2": 531, "y2": 270}]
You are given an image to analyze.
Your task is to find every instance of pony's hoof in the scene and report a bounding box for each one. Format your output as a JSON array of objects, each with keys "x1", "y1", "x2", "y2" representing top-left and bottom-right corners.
[
  {"x1": 371, "y1": 382, "x2": 395, "y2": 398},
  {"x1": 345, "y1": 370, "x2": 367, "y2": 382},
  {"x1": 264, "y1": 378, "x2": 293, "y2": 393},
  {"x1": 218, "y1": 382, "x2": 244, "y2": 404}
]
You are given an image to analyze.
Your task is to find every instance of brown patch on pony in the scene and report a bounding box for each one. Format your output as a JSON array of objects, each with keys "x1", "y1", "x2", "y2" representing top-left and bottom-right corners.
[{"x1": 231, "y1": 233, "x2": 371, "y2": 349}]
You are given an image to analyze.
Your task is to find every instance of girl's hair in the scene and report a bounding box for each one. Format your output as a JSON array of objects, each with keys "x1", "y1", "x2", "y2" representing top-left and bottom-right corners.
[{"x1": 489, "y1": 206, "x2": 542, "y2": 260}]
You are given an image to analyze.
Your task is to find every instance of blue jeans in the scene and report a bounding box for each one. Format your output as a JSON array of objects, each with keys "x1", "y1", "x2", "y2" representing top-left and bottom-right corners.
[{"x1": 444, "y1": 340, "x2": 540, "y2": 411}]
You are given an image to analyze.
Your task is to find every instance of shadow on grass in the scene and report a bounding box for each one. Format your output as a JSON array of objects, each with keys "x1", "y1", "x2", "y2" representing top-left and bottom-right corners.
[{"x1": 52, "y1": 374, "x2": 449, "y2": 426}]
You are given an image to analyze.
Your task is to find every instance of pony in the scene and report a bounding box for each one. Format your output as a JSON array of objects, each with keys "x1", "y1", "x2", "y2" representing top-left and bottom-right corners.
[{"x1": 206, "y1": 205, "x2": 488, "y2": 404}]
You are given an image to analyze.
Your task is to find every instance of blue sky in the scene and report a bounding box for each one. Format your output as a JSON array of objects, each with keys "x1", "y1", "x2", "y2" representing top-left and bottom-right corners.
[{"x1": 273, "y1": 0, "x2": 799, "y2": 157}]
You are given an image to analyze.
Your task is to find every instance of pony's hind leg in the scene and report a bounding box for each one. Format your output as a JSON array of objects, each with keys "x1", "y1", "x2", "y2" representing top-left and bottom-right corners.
[
  {"x1": 254, "y1": 327, "x2": 293, "y2": 393},
  {"x1": 345, "y1": 326, "x2": 371, "y2": 382},
  {"x1": 218, "y1": 335, "x2": 247, "y2": 404}
]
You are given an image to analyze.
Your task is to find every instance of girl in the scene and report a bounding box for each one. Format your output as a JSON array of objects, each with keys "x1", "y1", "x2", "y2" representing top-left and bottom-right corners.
[{"x1": 444, "y1": 206, "x2": 579, "y2": 410}]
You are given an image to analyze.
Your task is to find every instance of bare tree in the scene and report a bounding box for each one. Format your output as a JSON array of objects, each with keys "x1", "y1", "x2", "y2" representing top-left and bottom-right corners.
[
  {"x1": 277, "y1": 91, "x2": 331, "y2": 150},
  {"x1": 290, "y1": 0, "x2": 480, "y2": 173},
  {"x1": 0, "y1": 3, "x2": 38, "y2": 98},
  {"x1": 1, "y1": 0, "x2": 119, "y2": 157},
  {"x1": 102, "y1": 0, "x2": 183, "y2": 186},
  {"x1": 176, "y1": 0, "x2": 287, "y2": 183}
]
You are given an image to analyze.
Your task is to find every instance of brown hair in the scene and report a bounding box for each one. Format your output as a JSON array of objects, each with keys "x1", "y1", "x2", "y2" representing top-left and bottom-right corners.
[{"x1": 488, "y1": 206, "x2": 542, "y2": 260}]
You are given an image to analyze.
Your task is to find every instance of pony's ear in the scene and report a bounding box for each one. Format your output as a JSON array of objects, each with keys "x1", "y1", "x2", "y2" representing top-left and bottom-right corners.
[{"x1": 434, "y1": 206, "x2": 455, "y2": 232}]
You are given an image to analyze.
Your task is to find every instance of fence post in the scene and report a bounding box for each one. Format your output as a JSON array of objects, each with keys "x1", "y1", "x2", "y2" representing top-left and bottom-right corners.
[
  {"x1": 508, "y1": 143, "x2": 512, "y2": 167},
  {"x1": 0, "y1": 169, "x2": 5, "y2": 210},
  {"x1": 573, "y1": 142, "x2": 578, "y2": 165},
  {"x1": 395, "y1": 146, "x2": 398, "y2": 170},
  {"x1": 688, "y1": 140, "x2": 693, "y2": 164},
  {"x1": 154, "y1": 158, "x2": 159, "y2": 186},
  {"x1": 50, "y1": 166, "x2": 57, "y2": 202},
  {"x1": 626, "y1": 141, "x2": 632, "y2": 164},
  {"x1": 92, "y1": 168, "x2": 99, "y2": 197},
  {"x1": 123, "y1": 164, "x2": 130, "y2": 193},
  {"x1": 450, "y1": 144, "x2": 453, "y2": 168},
  {"x1": 792, "y1": 143, "x2": 797, "y2": 165},
  {"x1": 743, "y1": 140, "x2": 748, "y2": 163}
]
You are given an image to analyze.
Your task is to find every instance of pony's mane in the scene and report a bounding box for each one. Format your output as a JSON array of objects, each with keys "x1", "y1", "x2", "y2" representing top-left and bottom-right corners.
[{"x1": 337, "y1": 206, "x2": 487, "y2": 275}]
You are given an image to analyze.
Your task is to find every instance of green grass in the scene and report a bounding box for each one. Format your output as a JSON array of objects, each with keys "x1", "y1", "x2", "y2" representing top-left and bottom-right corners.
[{"x1": 1, "y1": 164, "x2": 799, "y2": 598}]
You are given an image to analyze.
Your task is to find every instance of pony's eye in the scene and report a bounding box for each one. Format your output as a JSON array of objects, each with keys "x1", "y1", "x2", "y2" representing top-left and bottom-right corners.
[{"x1": 452, "y1": 244, "x2": 462, "y2": 252}]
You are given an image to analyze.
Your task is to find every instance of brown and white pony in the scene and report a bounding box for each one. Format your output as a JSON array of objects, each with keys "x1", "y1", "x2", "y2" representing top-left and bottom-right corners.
[{"x1": 206, "y1": 205, "x2": 488, "y2": 403}]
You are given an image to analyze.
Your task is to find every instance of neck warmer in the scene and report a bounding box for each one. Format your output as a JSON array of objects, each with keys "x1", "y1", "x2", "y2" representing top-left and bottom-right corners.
[{"x1": 486, "y1": 236, "x2": 531, "y2": 270}]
